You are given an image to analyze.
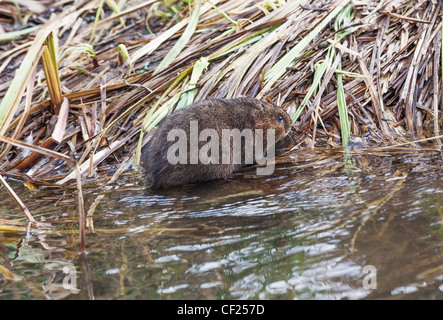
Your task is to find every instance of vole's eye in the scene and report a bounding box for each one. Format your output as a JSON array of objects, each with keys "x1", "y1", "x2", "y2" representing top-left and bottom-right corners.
[{"x1": 277, "y1": 114, "x2": 284, "y2": 123}]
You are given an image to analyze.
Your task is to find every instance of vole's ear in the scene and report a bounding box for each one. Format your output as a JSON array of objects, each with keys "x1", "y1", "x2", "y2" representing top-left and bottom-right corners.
[{"x1": 274, "y1": 102, "x2": 286, "y2": 112}]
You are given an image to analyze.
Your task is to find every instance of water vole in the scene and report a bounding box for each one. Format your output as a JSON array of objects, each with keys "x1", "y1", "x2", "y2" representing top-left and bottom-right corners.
[{"x1": 140, "y1": 97, "x2": 292, "y2": 188}]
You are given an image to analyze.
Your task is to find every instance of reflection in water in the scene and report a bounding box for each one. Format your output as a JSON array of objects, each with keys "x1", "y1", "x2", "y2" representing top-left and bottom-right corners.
[{"x1": 1, "y1": 149, "x2": 443, "y2": 299}]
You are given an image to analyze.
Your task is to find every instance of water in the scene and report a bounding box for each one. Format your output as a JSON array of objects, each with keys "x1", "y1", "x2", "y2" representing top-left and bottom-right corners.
[{"x1": 1, "y1": 149, "x2": 443, "y2": 299}]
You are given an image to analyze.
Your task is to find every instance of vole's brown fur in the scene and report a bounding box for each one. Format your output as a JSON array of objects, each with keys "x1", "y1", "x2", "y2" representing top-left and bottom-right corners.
[{"x1": 141, "y1": 97, "x2": 291, "y2": 189}]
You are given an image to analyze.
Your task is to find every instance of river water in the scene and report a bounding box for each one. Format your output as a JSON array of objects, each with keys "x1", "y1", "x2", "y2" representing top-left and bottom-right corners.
[{"x1": 1, "y1": 148, "x2": 443, "y2": 299}]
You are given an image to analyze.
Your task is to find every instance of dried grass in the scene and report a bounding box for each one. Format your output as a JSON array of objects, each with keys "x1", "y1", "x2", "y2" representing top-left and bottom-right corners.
[{"x1": 0, "y1": 0, "x2": 441, "y2": 218}]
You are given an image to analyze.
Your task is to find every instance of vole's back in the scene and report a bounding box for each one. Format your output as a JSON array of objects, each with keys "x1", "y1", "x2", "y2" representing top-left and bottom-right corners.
[{"x1": 141, "y1": 97, "x2": 291, "y2": 189}]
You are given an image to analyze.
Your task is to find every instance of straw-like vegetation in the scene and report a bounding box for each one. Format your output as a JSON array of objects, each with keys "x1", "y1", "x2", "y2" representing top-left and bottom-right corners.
[{"x1": 0, "y1": 1, "x2": 442, "y2": 227}]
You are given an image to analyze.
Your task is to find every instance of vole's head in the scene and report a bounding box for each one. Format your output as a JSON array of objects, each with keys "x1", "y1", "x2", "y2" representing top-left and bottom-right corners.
[{"x1": 249, "y1": 99, "x2": 292, "y2": 142}]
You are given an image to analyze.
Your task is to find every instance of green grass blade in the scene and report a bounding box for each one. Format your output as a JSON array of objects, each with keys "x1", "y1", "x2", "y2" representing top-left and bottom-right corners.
[
  {"x1": 258, "y1": 0, "x2": 351, "y2": 98},
  {"x1": 153, "y1": 1, "x2": 202, "y2": 75},
  {"x1": 207, "y1": 1, "x2": 237, "y2": 27},
  {"x1": 176, "y1": 57, "x2": 209, "y2": 109},
  {"x1": 42, "y1": 32, "x2": 63, "y2": 113},
  {"x1": 117, "y1": 44, "x2": 130, "y2": 64},
  {"x1": 0, "y1": 28, "x2": 53, "y2": 136},
  {"x1": 106, "y1": 0, "x2": 125, "y2": 25},
  {"x1": 130, "y1": 0, "x2": 219, "y2": 70},
  {"x1": 147, "y1": 91, "x2": 182, "y2": 132},
  {"x1": 333, "y1": 2, "x2": 355, "y2": 147},
  {"x1": 336, "y1": 58, "x2": 350, "y2": 147},
  {"x1": 0, "y1": 25, "x2": 40, "y2": 43},
  {"x1": 292, "y1": 49, "x2": 331, "y2": 124},
  {"x1": 89, "y1": 0, "x2": 105, "y2": 44}
]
